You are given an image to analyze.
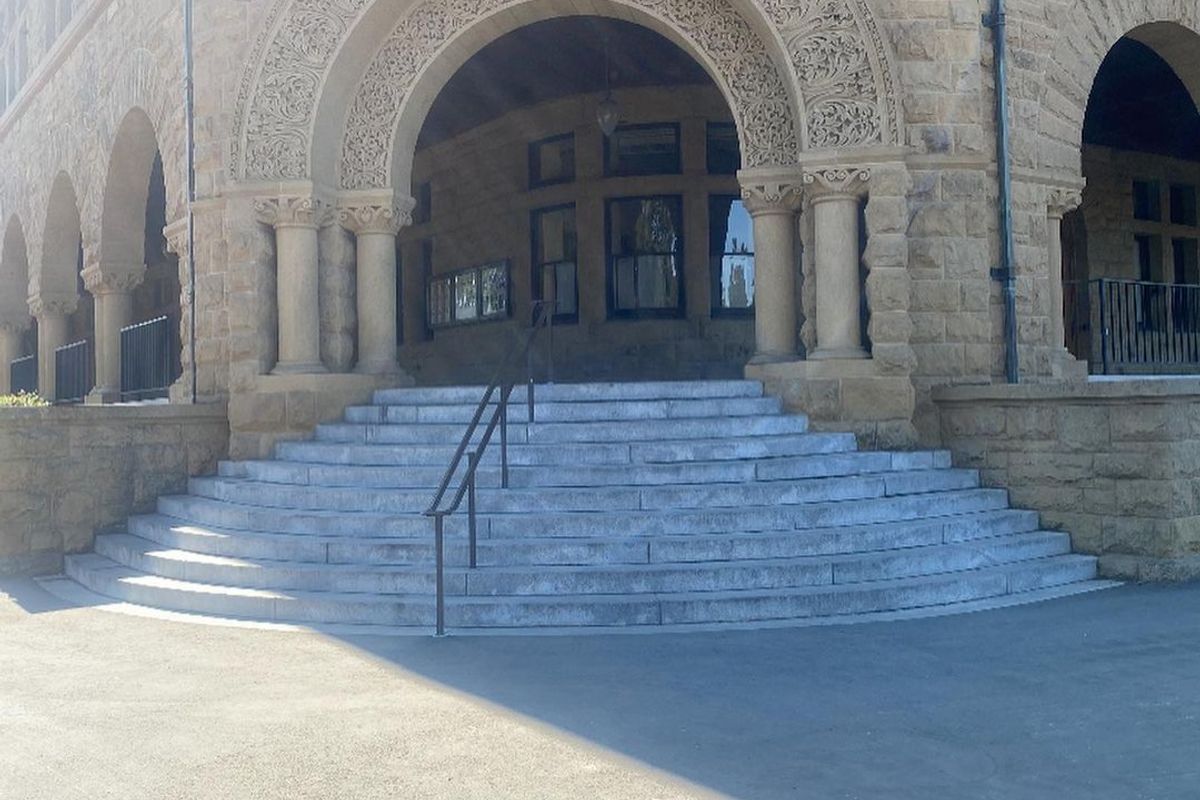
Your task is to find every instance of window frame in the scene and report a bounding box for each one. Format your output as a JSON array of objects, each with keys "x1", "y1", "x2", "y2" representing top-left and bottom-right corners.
[
  {"x1": 708, "y1": 194, "x2": 755, "y2": 318},
  {"x1": 603, "y1": 123, "x2": 682, "y2": 178},
  {"x1": 530, "y1": 203, "x2": 580, "y2": 325},
  {"x1": 528, "y1": 133, "x2": 576, "y2": 189},
  {"x1": 604, "y1": 194, "x2": 686, "y2": 320},
  {"x1": 425, "y1": 259, "x2": 512, "y2": 331}
]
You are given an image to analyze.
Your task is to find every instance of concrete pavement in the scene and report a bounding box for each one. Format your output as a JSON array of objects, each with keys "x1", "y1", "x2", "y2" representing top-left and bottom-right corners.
[{"x1": 2, "y1": 578, "x2": 1199, "y2": 799}]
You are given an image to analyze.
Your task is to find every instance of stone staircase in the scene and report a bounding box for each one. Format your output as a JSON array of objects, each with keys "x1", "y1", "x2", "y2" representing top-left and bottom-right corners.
[{"x1": 64, "y1": 380, "x2": 1105, "y2": 632}]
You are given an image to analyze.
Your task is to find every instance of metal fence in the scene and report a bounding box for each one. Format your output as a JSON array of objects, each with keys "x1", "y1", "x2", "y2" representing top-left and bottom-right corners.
[
  {"x1": 120, "y1": 316, "x2": 179, "y2": 401},
  {"x1": 54, "y1": 339, "x2": 93, "y2": 403},
  {"x1": 1067, "y1": 278, "x2": 1200, "y2": 374},
  {"x1": 9, "y1": 355, "x2": 37, "y2": 395}
]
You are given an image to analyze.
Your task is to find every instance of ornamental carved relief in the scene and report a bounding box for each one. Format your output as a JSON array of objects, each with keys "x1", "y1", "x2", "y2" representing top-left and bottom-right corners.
[
  {"x1": 803, "y1": 167, "x2": 872, "y2": 195},
  {"x1": 337, "y1": 0, "x2": 801, "y2": 189},
  {"x1": 254, "y1": 195, "x2": 336, "y2": 229},
  {"x1": 740, "y1": 179, "x2": 805, "y2": 215},
  {"x1": 81, "y1": 263, "x2": 148, "y2": 296},
  {"x1": 235, "y1": 0, "x2": 372, "y2": 181},
  {"x1": 338, "y1": 197, "x2": 416, "y2": 236},
  {"x1": 758, "y1": 0, "x2": 900, "y2": 149},
  {"x1": 1047, "y1": 188, "x2": 1084, "y2": 219}
]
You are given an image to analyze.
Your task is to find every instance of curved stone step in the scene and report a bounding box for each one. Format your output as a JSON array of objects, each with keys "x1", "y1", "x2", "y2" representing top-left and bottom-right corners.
[
  {"x1": 345, "y1": 396, "x2": 783, "y2": 425},
  {"x1": 126, "y1": 507, "x2": 1042, "y2": 567},
  {"x1": 92, "y1": 530, "x2": 1071, "y2": 597},
  {"x1": 372, "y1": 380, "x2": 764, "y2": 406},
  {"x1": 64, "y1": 551, "x2": 1098, "y2": 629},
  {"x1": 314, "y1": 414, "x2": 810, "y2": 446},
  {"x1": 223, "y1": 450, "x2": 954, "y2": 490}
]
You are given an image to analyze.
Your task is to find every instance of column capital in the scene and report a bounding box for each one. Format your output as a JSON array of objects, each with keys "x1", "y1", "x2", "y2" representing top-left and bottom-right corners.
[
  {"x1": 28, "y1": 292, "x2": 78, "y2": 318},
  {"x1": 1047, "y1": 187, "x2": 1083, "y2": 220},
  {"x1": 0, "y1": 319, "x2": 29, "y2": 336},
  {"x1": 802, "y1": 167, "x2": 872, "y2": 200},
  {"x1": 338, "y1": 196, "x2": 414, "y2": 236},
  {"x1": 740, "y1": 179, "x2": 804, "y2": 217},
  {"x1": 254, "y1": 195, "x2": 335, "y2": 230},
  {"x1": 82, "y1": 262, "x2": 146, "y2": 296}
]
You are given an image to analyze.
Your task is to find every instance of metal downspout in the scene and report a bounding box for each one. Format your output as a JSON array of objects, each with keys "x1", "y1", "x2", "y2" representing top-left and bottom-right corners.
[
  {"x1": 183, "y1": 0, "x2": 198, "y2": 403},
  {"x1": 986, "y1": 0, "x2": 1020, "y2": 383}
]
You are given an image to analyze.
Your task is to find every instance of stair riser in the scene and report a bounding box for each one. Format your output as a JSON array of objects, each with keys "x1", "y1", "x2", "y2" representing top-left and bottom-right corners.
[
  {"x1": 188, "y1": 469, "x2": 980, "y2": 515},
  {"x1": 227, "y1": 450, "x2": 954, "y2": 490},
  {"x1": 316, "y1": 416, "x2": 811, "y2": 446},
  {"x1": 373, "y1": 381, "x2": 764, "y2": 406},
  {"x1": 346, "y1": 396, "x2": 784, "y2": 425},
  {"x1": 65, "y1": 554, "x2": 1100, "y2": 629}
]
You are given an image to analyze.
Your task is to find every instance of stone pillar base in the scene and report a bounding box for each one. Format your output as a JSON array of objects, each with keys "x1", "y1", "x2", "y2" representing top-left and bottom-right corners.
[
  {"x1": 809, "y1": 347, "x2": 869, "y2": 361},
  {"x1": 271, "y1": 361, "x2": 329, "y2": 376},
  {"x1": 746, "y1": 357, "x2": 916, "y2": 449},
  {"x1": 355, "y1": 360, "x2": 404, "y2": 377},
  {"x1": 1050, "y1": 348, "x2": 1089, "y2": 382},
  {"x1": 85, "y1": 387, "x2": 123, "y2": 406}
]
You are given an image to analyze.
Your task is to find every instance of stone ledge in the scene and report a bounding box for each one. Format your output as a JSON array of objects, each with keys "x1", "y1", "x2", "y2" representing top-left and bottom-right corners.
[
  {"x1": 1100, "y1": 554, "x2": 1200, "y2": 583},
  {"x1": 0, "y1": 402, "x2": 229, "y2": 425},
  {"x1": 934, "y1": 376, "x2": 1200, "y2": 405}
]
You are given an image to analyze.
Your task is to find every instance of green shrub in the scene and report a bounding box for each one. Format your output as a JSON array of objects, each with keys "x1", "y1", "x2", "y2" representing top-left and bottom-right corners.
[{"x1": 0, "y1": 391, "x2": 50, "y2": 407}]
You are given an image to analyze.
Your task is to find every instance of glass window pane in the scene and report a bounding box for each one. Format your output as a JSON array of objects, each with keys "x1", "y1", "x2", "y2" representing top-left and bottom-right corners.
[
  {"x1": 706, "y1": 123, "x2": 740, "y2": 175},
  {"x1": 428, "y1": 277, "x2": 452, "y2": 327},
  {"x1": 1134, "y1": 180, "x2": 1162, "y2": 222},
  {"x1": 1174, "y1": 238, "x2": 1199, "y2": 285},
  {"x1": 454, "y1": 272, "x2": 478, "y2": 321},
  {"x1": 530, "y1": 136, "x2": 575, "y2": 187},
  {"x1": 635, "y1": 255, "x2": 679, "y2": 309},
  {"x1": 615, "y1": 257, "x2": 638, "y2": 310},
  {"x1": 537, "y1": 207, "x2": 576, "y2": 263},
  {"x1": 608, "y1": 196, "x2": 683, "y2": 314},
  {"x1": 480, "y1": 263, "x2": 508, "y2": 318},
  {"x1": 710, "y1": 196, "x2": 755, "y2": 312},
  {"x1": 720, "y1": 255, "x2": 755, "y2": 310},
  {"x1": 1171, "y1": 184, "x2": 1197, "y2": 227},
  {"x1": 606, "y1": 125, "x2": 680, "y2": 176},
  {"x1": 553, "y1": 263, "x2": 577, "y2": 316}
]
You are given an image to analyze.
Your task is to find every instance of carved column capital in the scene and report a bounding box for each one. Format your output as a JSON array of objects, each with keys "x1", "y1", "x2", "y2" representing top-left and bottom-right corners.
[
  {"x1": 339, "y1": 197, "x2": 414, "y2": 236},
  {"x1": 254, "y1": 195, "x2": 335, "y2": 229},
  {"x1": 28, "y1": 293, "x2": 78, "y2": 318},
  {"x1": 802, "y1": 167, "x2": 872, "y2": 200},
  {"x1": 1047, "y1": 188, "x2": 1083, "y2": 220},
  {"x1": 740, "y1": 179, "x2": 805, "y2": 216},
  {"x1": 82, "y1": 263, "x2": 147, "y2": 296}
]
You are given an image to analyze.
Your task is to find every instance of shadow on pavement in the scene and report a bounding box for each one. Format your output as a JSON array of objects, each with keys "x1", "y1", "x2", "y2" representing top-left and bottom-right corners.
[
  {"x1": 332, "y1": 583, "x2": 1200, "y2": 800},
  {"x1": 0, "y1": 576, "x2": 99, "y2": 614}
]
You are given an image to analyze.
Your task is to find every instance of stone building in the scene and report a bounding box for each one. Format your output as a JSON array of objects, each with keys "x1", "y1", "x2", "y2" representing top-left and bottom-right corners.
[{"x1": 2, "y1": 0, "x2": 1200, "y2": 621}]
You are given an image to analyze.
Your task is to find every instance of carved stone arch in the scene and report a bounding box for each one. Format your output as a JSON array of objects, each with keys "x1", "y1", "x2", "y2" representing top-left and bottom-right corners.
[
  {"x1": 756, "y1": 0, "x2": 901, "y2": 150},
  {"x1": 95, "y1": 107, "x2": 166, "y2": 282},
  {"x1": 336, "y1": 0, "x2": 803, "y2": 191},
  {"x1": 1033, "y1": 1, "x2": 1200, "y2": 178}
]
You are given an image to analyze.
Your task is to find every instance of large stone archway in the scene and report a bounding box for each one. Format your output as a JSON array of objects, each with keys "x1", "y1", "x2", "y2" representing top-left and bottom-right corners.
[{"x1": 231, "y1": 0, "x2": 903, "y2": 185}]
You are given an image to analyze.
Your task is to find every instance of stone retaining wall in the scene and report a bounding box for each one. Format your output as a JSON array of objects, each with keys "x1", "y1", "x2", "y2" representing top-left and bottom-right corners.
[
  {"x1": 0, "y1": 403, "x2": 229, "y2": 576},
  {"x1": 934, "y1": 379, "x2": 1200, "y2": 581}
]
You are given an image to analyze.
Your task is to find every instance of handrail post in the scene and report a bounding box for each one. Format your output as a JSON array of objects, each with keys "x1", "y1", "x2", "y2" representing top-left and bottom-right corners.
[
  {"x1": 500, "y1": 390, "x2": 509, "y2": 490},
  {"x1": 1098, "y1": 279, "x2": 1110, "y2": 375},
  {"x1": 468, "y1": 451, "x2": 478, "y2": 569},
  {"x1": 434, "y1": 513, "x2": 446, "y2": 636},
  {"x1": 547, "y1": 308, "x2": 555, "y2": 384}
]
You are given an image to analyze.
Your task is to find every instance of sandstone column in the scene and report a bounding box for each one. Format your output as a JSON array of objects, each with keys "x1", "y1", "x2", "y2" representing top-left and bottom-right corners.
[
  {"x1": 30, "y1": 294, "x2": 77, "y2": 402},
  {"x1": 0, "y1": 322, "x2": 24, "y2": 394},
  {"x1": 83, "y1": 263, "x2": 146, "y2": 403},
  {"x1": 805, "y1": 168, "x2": 871, "y2": 361},
  {"x1": 1047, "y1": 189, "x2": 1083, "y2": 355},
  {"x1": 255, "y1": 196, "x2": 332, "y2": 374},
  {"x1": 740, "y1": 177, "x2": 804, "y2": 363},
  {"x1": 340, "y1": 200, "x2": 411, "y2": 375}
]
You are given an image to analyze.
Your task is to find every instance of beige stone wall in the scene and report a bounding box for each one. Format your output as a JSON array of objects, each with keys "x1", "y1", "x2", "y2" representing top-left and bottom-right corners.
[
  {"x1": 0, "y1": 403, "x2": 229, "y2": 576},
  {"x1": 935, "y1": 379, "x2": 1200, "y2": 581}
]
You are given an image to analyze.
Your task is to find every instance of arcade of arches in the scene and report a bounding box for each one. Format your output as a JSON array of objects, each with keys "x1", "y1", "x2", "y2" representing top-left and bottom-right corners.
[{"x1": 0, "y1": 0, "x2": 1199, "y2": 463}]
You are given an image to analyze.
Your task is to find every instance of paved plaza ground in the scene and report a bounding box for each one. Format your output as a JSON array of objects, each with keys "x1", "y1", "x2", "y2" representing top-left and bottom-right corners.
[{"x1": 1, "y1": 579, "x2": 1198, "y2": 799}]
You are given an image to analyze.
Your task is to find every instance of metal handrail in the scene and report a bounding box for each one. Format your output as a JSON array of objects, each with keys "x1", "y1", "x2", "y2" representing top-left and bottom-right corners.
[{"x1": 423, "y1": 300, "x2": 555, "y2": 635}]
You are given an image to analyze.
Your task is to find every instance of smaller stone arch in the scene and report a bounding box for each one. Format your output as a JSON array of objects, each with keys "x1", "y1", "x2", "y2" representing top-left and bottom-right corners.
[
  {"x1": 37, "y1": 172, "x2": 85, "y2": 306},
  {"x1": 0, "y1": 216, "x2": 32, "y2": 326},
  {"x1": 1035, "y1": 3, "x2": 1200, "y2": 177},
  {"x1": 96, "y1": 108, "x2": 163, "y2": 283}
]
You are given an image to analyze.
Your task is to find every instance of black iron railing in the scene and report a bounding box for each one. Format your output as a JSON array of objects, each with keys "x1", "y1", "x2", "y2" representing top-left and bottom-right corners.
[
  {"x1": 1068, "y1": 279, "x2": 1200, "y2": 374},
  {"x1": 9, "y1": 355, "x2": 37, "y2": 395},
  {"x1": 54, "y1": 339, "x2": 93, "y2": 403},
  {"x1": 121, "y1": 316, "x2": 180, "y2": 401},
  {"x1": 424, "y1": 301, "x2": 555, "y2": 636}
]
